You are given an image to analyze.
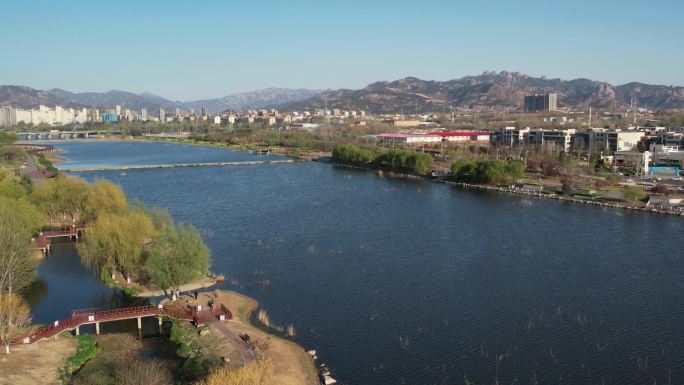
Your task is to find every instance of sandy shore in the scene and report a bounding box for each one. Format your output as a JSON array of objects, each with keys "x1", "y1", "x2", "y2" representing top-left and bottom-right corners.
[
  {"x1": 135, "y1": 276, "x2": 222, "y2": 297},
  {"x1": 187, "y1": 290, "x2": 320, "y2": 385}
]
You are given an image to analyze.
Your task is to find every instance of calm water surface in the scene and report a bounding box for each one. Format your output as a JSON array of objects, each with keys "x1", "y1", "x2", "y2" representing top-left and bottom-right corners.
[
  {"x1": 51, "y1": 141, "x2": 284, "y2": 170},
  {"x1": 38, "y1": 141, "x2": 684, "y2": 385}
]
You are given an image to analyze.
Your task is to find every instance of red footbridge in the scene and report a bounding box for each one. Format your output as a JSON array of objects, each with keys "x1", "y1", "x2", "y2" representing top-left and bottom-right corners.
[
  {"x1": 13, "y1": 303, "x2": 231, "y2": 345},
  {"x1": 30, "y1": 225, "x2": 87, "y2": 254}
]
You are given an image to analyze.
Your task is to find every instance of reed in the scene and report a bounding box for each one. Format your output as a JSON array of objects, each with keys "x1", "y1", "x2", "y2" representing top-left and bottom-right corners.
[
  {"x1": 195, "y1": 360, "x2": 274, "y2": 385},
  {"x1": 257, "y1": 309, "x2": 271, "y2": 328}
]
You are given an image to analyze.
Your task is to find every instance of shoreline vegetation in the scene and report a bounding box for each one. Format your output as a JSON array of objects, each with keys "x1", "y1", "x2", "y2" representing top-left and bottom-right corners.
[
  {"x1": 327, "y1": 144, "x2": 684, "y2": 217},
  {"x1": 0, "y1": 134, "x2": 322, "y2": 384},
  {"x1": 52, "y1": 133, "x2": 679, "y2": 218},
  {"x1": 32, "y1": 134, "x2": 682, "y2": 217}
]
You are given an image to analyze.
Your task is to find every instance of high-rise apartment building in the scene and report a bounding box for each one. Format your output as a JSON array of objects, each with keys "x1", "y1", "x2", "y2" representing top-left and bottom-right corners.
[{"x1": 524, "y1": 93, "x2": 557, "y2": 112}]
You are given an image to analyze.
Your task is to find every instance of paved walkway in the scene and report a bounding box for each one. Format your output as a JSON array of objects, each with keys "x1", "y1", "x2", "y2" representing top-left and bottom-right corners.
[{"x1": 211, "y1": 321, "x2": 256, "y2": 364}]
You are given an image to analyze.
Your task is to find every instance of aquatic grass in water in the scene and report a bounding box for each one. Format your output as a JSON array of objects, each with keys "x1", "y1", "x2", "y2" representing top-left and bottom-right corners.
[{"x1": 257, "y1": 309, "x2": 271, "y2": 328}]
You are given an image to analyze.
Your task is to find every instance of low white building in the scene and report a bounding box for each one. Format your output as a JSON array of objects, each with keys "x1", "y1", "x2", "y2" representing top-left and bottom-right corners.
[
  {"x1": 650, "y1": 143, "x2": 684, "y2": 168},
  {"x1": 376, "y1": 133, "x2": 442, "y2": 145},
  {"x1": 588, "y1": 128, "x2": 644, "y2": 152}
]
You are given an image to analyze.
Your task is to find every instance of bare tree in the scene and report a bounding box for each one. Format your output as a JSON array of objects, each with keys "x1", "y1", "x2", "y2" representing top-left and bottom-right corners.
[
  {"x1": 0, "y1": 293, "x2": 32, "y2": 354},
  {"x1": 115, "y1": 359, "x2": 172, "y2": 385}
]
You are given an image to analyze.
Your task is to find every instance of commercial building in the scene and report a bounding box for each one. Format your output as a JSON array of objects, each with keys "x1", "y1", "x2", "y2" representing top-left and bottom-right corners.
[
  {"x1": 524, "y1": 93, "x2": 557, "y2": 112},
  {"x1": 526, "y1": 128, "x2": 576, "y2": 152},
  {"x1": 495, "y1": 127, "x2": 530, "y2": 147},
  {"x1": 428, "y1": 131, "x2": 491, "y2": 143},
  {"x1": 384, "y1": 119, "x2": 423, "y2": 128},
  {"x1": 376, "y1": 131, "x2": 490, "y2": 146},
  {"x1": 159, "y1": 108, "x2": 165, "y2": 122},
  {"x1": 650, "y1": 143, "x2": 684, "y2": 168},
  {"x1": 588, "y1": 128, "x2": 644, "y2": 152},
  {"x1": 376, "y1": 133, "x2": 442, "y2": 145},
  {"x1": 100, "y1": 112, "x2": 118, "y2": 122}
]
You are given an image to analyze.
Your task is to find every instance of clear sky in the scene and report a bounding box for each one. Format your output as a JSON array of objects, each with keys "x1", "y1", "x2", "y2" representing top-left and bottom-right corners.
[{"x1": 1, "y1": 0, "x2": 682, "y2": 100}]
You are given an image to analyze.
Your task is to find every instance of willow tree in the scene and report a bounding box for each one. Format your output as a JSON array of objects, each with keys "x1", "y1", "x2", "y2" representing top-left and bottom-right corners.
[
  {"x1": 145, "y1": 224, "x2": 211, "y2": 299},
  {"x1": 0, "y1": 293, "x2": 32, "y2": 354},
  {"x1": 0, "y1": 198, "x2": 43, "y2": 294},
  {"x1": 83, "y1": 180, "x2": 127, "y2": 222},
  {"x1": 31, "y1": 176, "x2": 89, "y2": 224},
  {"x1": 78, "y1": 211, "x2": 155, "y2": 283}
]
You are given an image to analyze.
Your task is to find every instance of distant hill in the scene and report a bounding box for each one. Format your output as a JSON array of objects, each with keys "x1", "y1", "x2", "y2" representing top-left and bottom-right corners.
[
  {"x1": 0, "y1": 86, "x2": 75, "y2": 109},
  {"x1": 277, "y1": 71, "x2": 684, "y2": 113},
  {"x1": 180, "y1": 88, "x2": 321, "y2": 114},
  {"x1": 3, "y1": 73, "x2": 683, "y2": 114},
  {"x1": 47, "y1": 88, "x2": 177, "y2": 112},
  {"x1": 0, "y1": 86, "x2": 321, "y2": 114}
]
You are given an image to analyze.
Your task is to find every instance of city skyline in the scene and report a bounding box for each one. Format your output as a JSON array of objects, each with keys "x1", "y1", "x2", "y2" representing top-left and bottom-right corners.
[{"x1": 1, "y1": 0, "x2": 683, "y2": 100}]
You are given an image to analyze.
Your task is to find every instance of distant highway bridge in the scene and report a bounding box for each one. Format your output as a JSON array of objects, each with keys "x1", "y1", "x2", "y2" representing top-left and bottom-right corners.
[{"x1": 18, "y1": 130, "x2": 121, "y2": 140}]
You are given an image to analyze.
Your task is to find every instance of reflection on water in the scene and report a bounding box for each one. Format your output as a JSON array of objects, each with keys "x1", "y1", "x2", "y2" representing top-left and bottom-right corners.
[
  {"x1": 32, "y1": 240, "x2": 117, "y2": 323},
  {"x1": 21, "y1": 278, "x2": 48, "y2": 308}
]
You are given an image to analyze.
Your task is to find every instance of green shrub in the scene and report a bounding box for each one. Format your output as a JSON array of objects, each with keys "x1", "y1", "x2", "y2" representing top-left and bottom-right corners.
[
  {"x1": 60, "y1": 334, "x2": 100, "y2": 382},
  {"x1": 451, "y1": 159, "x2": 523, "y2": 184},
  {"x1": 169, "y1": 320, "x2": 197, "y2": 358},
  {"x1": 373, "y1": 148, "x2": 433, "y2": 174},
  {"x1": 624, "y1": 186, "x2": 647, "y2": 202},
  {"x1": 332, "y1": 144, "x2": 374, "y2": 164}
]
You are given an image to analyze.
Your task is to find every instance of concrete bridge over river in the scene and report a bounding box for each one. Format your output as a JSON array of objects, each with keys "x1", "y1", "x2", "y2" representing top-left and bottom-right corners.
[{"x1": 18, "y1": 130, "x2": 121, "y2": 140}]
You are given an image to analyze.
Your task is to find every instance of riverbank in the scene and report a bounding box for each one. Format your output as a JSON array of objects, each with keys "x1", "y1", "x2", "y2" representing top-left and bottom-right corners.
[
  {"x1": 202, "y1": 290, "x2": 320, "y2": 385},
  {"x1": 134, "y1": 275, "x2": 223, "y2": 297},
  {"x1": 7, "y1": 289, "x2": 319, "y2": 385},
  {"x1": 322, "y1": 159, "x2": 684, "y2": 217}
]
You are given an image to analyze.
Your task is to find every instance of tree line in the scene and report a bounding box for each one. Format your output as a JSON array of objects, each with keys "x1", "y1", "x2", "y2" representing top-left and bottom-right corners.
[
  {"x1": 332, "y1": 144, "x2": 434, "y2": 174},
  {"x1": 451, "y1": 159, "x2": 524, "y2": 184}
]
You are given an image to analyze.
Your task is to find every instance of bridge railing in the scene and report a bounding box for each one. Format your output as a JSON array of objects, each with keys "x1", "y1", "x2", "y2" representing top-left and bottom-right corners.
[
  {"x1": 15, "y1": 302, "x2": 231, "y2": 345},
  {"x1": 71, "y1": 308, "x2": 97, "y2": 316},
  {"x1": 88, "y1": 305, "x2": 160, "y2": 321}
]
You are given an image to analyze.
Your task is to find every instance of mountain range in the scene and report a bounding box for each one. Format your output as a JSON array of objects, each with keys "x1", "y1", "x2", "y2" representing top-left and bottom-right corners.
[
  {"x1": 1, "y1": 72, "x2": 683, "y2": 114},
  {"x1": 278, "y1": 71, "x2": 684, "y2": 113},
  {"x1": 0, "y1": 86, "x2": 321, "y2": 114}
]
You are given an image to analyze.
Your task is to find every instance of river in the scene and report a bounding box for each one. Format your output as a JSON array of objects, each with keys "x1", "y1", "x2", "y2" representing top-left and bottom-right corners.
[{"x1": 36, "y1": 141, "x2": 684, "y2": 385}]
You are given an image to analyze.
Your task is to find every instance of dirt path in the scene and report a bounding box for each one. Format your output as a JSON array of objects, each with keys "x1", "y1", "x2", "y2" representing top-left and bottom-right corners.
[
  {"x1": 0, "y1": 337, "x2": 76, "y2": 385},
  {"x1": 211, "y1": 320, "x2": 256, "y2": 364},
  {"x1": 195, "y1": 291, "x2": 320, "y2": 385}
]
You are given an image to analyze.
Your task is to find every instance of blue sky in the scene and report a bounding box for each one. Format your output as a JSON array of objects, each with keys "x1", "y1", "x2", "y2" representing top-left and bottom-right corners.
[{"x1": 1, "y1": 0, "x2": 682, "y2": 100}]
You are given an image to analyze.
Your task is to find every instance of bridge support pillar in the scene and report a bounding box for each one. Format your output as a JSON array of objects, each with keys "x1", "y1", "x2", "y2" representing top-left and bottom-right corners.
[
  {"x1": 95, "y1": 322, "x2": 100, "y2": 335},
  {"x1": 137, "y1": 317, "x2": 142, "y2": 339},
  {"x1": 75, "y1": 326, "x2": 80, "y2": 336}
]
